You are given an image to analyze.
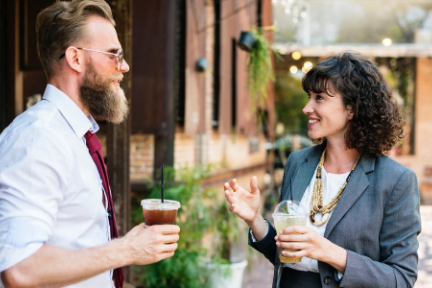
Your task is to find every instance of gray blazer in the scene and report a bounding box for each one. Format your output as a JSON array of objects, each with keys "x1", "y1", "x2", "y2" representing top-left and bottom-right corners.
[{"x1": 249, "y1": 144, "x2": 421, "y2": 288}]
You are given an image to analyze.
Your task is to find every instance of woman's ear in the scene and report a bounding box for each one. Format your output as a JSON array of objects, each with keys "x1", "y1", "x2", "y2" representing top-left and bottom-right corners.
[
  {"x1": 64, "y1": 47, "x2": 83, "y2": 73},
  {"x1": 347, "y1": 105, "x2": 354, "y2": 120}
]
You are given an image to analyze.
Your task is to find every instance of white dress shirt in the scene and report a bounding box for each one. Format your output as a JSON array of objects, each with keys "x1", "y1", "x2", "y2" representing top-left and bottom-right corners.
[{"x1": 0, "y1": 84, "x2": 114, "y2": 288}]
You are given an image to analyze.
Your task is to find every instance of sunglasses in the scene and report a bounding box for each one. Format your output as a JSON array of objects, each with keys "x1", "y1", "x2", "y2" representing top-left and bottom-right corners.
[{"x1": 59, "y1": 47, "x2": 124, "y2": 70}]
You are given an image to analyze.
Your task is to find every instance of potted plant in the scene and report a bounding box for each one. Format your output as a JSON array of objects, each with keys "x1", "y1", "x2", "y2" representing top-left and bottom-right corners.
[
  {"x1": 207, "y1": 195, "x2": 248, "y2": 288},
  {"x1": 242, "y1": 27, "x2": 280, "y2": 113},
  {"x1": 130, "y1": 165, "x2": 214, "y2": 288}
]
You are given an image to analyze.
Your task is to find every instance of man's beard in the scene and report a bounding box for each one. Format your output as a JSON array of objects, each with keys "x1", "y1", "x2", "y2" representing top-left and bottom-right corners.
[{"x1": 80, "y1": 62, "x2": 129, "y2": 124}]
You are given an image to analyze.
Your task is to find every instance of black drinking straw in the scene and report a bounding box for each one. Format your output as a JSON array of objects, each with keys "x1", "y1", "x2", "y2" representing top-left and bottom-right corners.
[
  {"x1": 161, "y1": 164, "x2": 164, "y2": 203},
  {"x1": 290, "y1": 178, "x2": 293, "y2": 202}
]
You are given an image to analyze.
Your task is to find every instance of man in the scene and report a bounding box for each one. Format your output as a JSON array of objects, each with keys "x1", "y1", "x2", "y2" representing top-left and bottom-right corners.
[{"x1": 0, "y1": 1, "x2": 180, "y2": 287}]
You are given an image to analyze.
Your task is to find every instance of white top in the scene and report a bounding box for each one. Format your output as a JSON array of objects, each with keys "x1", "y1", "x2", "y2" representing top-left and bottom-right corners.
[
  {"x1": 284, "y1": 166, "x2": 349, "y2": 273},
  {"x1": 0, "y1": 84, "x2": 114, "y2": 288}
]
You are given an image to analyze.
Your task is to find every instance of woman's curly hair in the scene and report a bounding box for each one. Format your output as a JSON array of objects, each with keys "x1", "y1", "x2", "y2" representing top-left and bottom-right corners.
[{"x1": 302, "y1": 52, "x2": 405, "y2": 157}]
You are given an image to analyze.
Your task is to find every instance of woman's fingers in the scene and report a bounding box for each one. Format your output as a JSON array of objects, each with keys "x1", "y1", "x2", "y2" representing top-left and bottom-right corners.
[
  {"x1": 250, "y1": 176, "x2": 260, "y2": 195},
  {"x1": 224, "y1": 182, "x2": 234, "y2": 193},
  {"x1": 224, "y1": 188, "x2": 236, "y2": 204},
  {"x1": 229, "y1": 178, "x2": 241, "y2": 191}
]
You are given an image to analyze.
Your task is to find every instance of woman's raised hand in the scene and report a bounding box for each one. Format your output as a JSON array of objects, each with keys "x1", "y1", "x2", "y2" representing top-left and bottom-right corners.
[{"x1": 223, "y1": 176, "x2": 261, "y2": 224}]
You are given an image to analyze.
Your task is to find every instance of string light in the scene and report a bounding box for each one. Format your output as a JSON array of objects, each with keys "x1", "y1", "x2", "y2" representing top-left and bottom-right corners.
[
  {"x1": 292, "y1": 51, "x2": 302, "y2": 60},
  {"x1": 302, "y1": 61, "x2": 313, "y2": 73},
  {"x1": 382, "y1": 38, "x2": 392, "y2": 46},
  {"x1": 290, "y1": 65, "x2": 298, "y2": 74}
]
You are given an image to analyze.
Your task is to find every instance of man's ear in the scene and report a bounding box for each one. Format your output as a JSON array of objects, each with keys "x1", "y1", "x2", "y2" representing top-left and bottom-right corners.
[{"x1": 64, "y1": 47, "x2": 83, "y2": 73}]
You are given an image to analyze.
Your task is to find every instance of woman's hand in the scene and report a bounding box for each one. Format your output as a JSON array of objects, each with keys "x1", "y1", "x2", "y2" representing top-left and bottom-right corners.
[
  {"x1": 276, "y1": 226, "x2": 348, "y2": 273},
  {"x1": 223, "y1": 177, "x2": 261, "y2": 224}
]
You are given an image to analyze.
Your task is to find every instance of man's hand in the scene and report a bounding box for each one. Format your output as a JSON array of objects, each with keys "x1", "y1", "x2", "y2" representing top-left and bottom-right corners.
[
  {"x1": 1, "y1": 224, "x2": 180, "y2": 288},
  {"x1": 120, "y1": 223, "x2": 180, "y2": 265}
]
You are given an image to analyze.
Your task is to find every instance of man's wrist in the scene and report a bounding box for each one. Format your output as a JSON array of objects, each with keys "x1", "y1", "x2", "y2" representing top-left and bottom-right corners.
[{"x1": 105, "y1": 237, "x2": 130, "y2": 268}]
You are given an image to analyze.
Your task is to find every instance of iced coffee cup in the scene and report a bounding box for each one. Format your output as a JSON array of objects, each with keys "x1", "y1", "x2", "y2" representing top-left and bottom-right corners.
[
  {"x1": 272, "y1": 200, "x2": 307, "y2": 263},
  {"x1": 141, "y1": 199, "x2": 181, "y2": 225}
]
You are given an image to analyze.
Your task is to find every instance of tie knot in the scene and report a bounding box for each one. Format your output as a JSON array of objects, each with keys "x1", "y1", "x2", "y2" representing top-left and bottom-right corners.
[
  {"x1": 84, "y1": 130, "x2": 101, "y2": 152},
  {"x1": 84, "y1": 130, "x2": 93, "y2": 141}
]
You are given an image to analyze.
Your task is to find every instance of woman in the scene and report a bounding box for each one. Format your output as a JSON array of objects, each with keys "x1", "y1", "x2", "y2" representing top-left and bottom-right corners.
[{"x1": 224, "y1": 52, "x2": 421, "y2": 287}]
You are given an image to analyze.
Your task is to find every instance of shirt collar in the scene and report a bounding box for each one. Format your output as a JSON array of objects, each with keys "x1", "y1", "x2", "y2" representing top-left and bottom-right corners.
[{"x1": 42, "y1": 84, "x2": 99, "y2": 138}]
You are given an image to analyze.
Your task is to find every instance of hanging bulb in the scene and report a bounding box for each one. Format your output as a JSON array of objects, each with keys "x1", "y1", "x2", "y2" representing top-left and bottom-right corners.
[{"x1": 289, "y1": 65, "x2": 298, "y2": 74}]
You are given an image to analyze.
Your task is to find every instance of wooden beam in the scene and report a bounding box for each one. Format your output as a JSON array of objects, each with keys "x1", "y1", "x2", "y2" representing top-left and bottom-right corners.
[
  {"x1": 153, "y1": 0, "x2": 175, "y2": 178},
  {"x1": 0, "y1": 0, "x2": 16, "y2": 132},
  {"x1": 106, "y1": 0, "x2": 132, "y2": 281}
]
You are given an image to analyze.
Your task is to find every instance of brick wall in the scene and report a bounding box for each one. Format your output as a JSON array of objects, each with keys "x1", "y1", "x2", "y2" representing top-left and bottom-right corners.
[
  {"x1": 173, "y1": 130, "x2": 267, "y2": 170},
  {"x1": 129, "y1": 134, "x2": 154, "y2": 182},
  {"x1": 128, "y1": 0, "x2": 269, "y2": 186},
  {"x1": 128, "y1": 131, "x2": 267, "y2": 183},
  {"x1": 173, "y1": 0, "x2": 267, "y2": 175},
  {"x1": 395, "y1": 57, "x2": 432, "y2": 203}
]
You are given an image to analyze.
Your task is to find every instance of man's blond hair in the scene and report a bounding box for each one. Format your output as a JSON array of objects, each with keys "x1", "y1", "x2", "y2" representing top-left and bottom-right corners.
[{"x1": 36, "y1": 0, "x2": 115, "y2": 79}]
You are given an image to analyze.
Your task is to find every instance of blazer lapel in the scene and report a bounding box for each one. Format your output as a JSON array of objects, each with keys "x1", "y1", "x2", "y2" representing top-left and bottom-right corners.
[
  {"x1": 324, "y1": 154, "x2": 375, "y2": 238},
  {"x1": 290, "y1": 145, "x2": 324, "y2": 202}
]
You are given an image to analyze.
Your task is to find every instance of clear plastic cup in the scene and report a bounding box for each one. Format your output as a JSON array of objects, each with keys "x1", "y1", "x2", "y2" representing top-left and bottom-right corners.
[
  {"x1": 141, "y1": 199, "x2": 181, "y2": 225},
  {"x1": 272, "y1": 200, "x2": 307, "y2": 263}
]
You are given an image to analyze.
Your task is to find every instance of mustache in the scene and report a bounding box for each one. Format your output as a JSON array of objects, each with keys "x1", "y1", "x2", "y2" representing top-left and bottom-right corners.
[{"x1": 110, "y1": 75, "x2": 123, "y2": 82}]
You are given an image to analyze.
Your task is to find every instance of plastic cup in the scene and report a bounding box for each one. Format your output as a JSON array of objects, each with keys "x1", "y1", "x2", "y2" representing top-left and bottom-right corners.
[
  {"x1": 141, "y1": 199, "x2": 181, "y2": 225},
  {"x1": 272, "y1": 200, "x2": 307, "y2": 263}
]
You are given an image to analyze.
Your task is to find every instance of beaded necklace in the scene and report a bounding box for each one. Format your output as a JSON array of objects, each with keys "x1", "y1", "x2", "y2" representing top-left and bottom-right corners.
[{"x1": 309, "y1": 149, "x2": 361, "y2": 226}]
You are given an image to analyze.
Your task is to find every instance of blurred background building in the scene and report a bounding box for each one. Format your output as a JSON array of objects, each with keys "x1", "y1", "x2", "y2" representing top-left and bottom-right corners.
[{"x1": 271, "y1": 0, "x2": 432, "y2": 205}]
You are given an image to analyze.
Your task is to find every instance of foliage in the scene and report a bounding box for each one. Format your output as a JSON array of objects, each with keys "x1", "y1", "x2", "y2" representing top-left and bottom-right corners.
[
  {"x1": 274, "y1": 72, "x2": 309, "y2": 134},
  {"x1": 131, "y1": 165, "x2": 215, "y2": 288},
  {"x1": 206, "y1": 189, "x2": 242, "y2": 264},
  {"x1": 247, "y1": 27, "x2": 280, "y2": 113}
]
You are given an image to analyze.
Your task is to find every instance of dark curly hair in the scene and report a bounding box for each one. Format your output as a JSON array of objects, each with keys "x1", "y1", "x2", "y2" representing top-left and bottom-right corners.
[{"x1": 302, "y1": 52, "x2": 404, "y2": 157}]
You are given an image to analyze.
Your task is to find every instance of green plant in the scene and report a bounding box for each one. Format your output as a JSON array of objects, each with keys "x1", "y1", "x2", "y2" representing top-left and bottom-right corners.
[
  {"x1": 131, "y1": 165, "x2": 215, "y2": 288},
  {"x1": 247, "y1": 27, "x2": 280, "y2": 113},
  {"x1": 208, "y1": 193, "x2": 242, "y2": 264},
  {"x1": 274, "y1": 72, "x2": 309, "y2": 134}
]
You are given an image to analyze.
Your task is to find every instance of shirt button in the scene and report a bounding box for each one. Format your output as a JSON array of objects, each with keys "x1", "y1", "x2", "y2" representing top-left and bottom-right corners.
[{"x1": 324, "y1": 276, "x2": 332, "y2": 285}]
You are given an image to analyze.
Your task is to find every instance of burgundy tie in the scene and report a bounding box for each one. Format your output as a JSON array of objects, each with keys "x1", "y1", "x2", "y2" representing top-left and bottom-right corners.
[{"x1": 84, "y1": 131, "x2": 124, "y2": 288}]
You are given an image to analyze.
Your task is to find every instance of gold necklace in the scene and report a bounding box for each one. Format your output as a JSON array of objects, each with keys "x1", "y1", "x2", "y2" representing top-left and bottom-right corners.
[{"x1": 309, "y1": 149, "x2": 361, "y2": 226}]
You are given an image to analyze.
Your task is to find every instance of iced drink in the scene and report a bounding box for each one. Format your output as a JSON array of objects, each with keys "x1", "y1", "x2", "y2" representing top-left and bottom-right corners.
[
  {"x1": 141, "y1": 199, "x2": 180, "y2": 225},
  {"x1": 273, "y1": 213, "x2": 307, "y2": 263},
  {"x1": 272, "y1": 200, "x2": 307, "y2": 263}
]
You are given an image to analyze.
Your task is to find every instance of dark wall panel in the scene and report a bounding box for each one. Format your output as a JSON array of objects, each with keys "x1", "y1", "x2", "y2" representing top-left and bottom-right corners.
[
  {"x1": 0, "y1": 0, "x2": 15, "y2": 132},
  {"x1": 20, "y1": 0, "x2": 53, "y2": 70},
  {"x1": 131, "y1": 0, "x2": 174, "y2": 135}
]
